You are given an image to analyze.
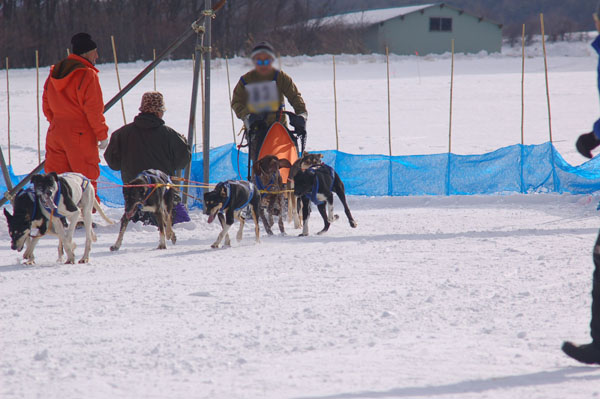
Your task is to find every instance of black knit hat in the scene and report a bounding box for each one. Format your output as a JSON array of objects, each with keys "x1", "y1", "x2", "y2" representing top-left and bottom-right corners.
[
  {"x1": 251, "y1": 41, "x2": 276, "y2": 59},
  {"x1": 71, "y1": 33, "x2": 97, "y2": 56}
]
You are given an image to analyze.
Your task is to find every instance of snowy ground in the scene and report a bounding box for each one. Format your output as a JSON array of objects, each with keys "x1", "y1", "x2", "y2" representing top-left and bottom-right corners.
[
  {"x1": 1, "y1": 195, "x2": 600, "y2": 398},
  {"x1": 2, "y1": 39, "x2": 600, "y2": 397}
]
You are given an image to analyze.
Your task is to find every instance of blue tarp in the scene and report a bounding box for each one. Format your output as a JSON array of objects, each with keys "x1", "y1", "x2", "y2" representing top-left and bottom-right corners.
[{"x1": 3, "y1": 142, "x2": 600, "y2": 208}]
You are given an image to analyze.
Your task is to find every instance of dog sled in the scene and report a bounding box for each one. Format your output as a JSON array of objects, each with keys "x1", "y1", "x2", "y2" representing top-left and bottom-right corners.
[{"x1": 242, "y1": 110, "x2": 307, "y2": 184}]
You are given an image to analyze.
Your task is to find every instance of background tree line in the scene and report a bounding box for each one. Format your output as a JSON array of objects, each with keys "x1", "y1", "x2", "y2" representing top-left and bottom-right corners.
[{"x1": 0, "y1": 0, "x2": 598, "y2": 68}]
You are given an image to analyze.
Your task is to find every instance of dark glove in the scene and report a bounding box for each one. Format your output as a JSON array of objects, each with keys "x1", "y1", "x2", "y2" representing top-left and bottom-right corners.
[
  {"x1": 576, "y1": 131, "x2": 600, "y2": 159},
  {"x1": 289, "y1": 113, "x2": 306, "y2": 132}
]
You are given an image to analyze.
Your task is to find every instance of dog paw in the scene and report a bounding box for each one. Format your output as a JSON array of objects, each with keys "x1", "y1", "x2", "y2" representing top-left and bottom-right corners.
[
  {"x1": 317, "y1": 229, "x2": 329, "y2": 235},
  {"x1": 65, "y1": 259, "x2": 75, "y2": 265},
  {"x1": 350, "y1": 220, "x2": 358, "y2": 228},
  {"x1": 110, "y1": 245, "x2": 120, "y2": 252},
  {"x1": 23, "y1": 259, "x2": 35, "y2": 266},
  {"x1": 78, "y1": 258, "x2": 89, "y2": 264},
  {"x1": 279, "y1": 232, "x2": 287, "y2": 236},
  {"x1": 298, "y1": 233, "x2": 308, "y2": 237},
  {"x1": 328, "y1": 215, "x2": 340, "y2": 223},
  {"x1": 211, "y1": 243, "x2": 219, "y2": 249},
  {"x1": 157, "y1": 244, "x2": 167, "y2": 250}
]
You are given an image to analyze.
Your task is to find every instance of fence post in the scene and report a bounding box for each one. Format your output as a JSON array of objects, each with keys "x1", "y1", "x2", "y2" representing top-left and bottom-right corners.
[
  {"x1": 111, "y1": 35, "x2": 127, "y2": 125},
  {"x1": 333, "y1": 55, "x2": 339, "y2": 151},
  {"x1": 386, "y1": 47, "x2": 392, "y2": 157},
  {"x1": 540, "y1": 13, "x2": 558, "y2": 192},
  {"x1": 153, "y1": 49, "x2": 157, "y2": 91},
  {"x1": 520, "y1": 24, "x2": 526, "y2": 193},
  {"x1": 225, "y1": 56, "x2": 237, "y2": 145},
  {"x1": 446, "y1": 39, "x2": 455, "y2": 196},
  {"x1": 36, "y1": 50, "x2": 41, "y2": 164},
  {"x1": 5, "y1": 57, "x2": 11, "y2": 166}
]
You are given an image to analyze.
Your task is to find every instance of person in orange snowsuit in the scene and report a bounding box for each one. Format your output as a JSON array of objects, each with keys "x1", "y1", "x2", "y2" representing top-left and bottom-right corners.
[{"x1": 42, "y1": 32, "x2": 109, "y2": 202}]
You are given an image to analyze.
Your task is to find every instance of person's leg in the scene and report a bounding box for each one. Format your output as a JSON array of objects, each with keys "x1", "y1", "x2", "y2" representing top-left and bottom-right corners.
[
  {"x1": 591, "y1": 232, "x2": 600, "y2": 346},
  {"x1": 562, "y1": 230, "x2": 600, "y2": 364},
  {"x1": 44, "y1": 137, "x2": 70, "y2": 175}
]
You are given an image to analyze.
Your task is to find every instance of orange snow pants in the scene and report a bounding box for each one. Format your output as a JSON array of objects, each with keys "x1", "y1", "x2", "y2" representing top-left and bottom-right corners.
[{"x1": 45, "y1": 121, "x2": 101, "y2": 203}]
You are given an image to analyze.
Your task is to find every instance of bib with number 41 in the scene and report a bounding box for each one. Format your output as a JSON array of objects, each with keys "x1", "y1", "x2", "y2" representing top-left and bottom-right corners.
[{"x1": 245, "y1": 80, "x2": 281, "y2": 114}]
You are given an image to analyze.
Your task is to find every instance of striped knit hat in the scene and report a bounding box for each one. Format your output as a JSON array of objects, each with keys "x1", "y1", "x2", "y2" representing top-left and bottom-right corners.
[
  {"x1": 139, "y1": 92, "x2": 166, "y2": 115},
  {"x1": 251, "y1": 41, "x2": 276, "y2": 60}
]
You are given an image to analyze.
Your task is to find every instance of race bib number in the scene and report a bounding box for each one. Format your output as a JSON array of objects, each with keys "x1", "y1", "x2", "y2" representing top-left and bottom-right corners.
[{"x1": 246, "y1": 81, "x2": 280, "y2": 113}]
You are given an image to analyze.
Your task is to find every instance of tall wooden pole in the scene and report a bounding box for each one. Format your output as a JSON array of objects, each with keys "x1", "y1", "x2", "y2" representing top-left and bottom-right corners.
[
  {"x1": 521, "y1": 24, "x2": 525, "y2": 146},
  {"x1": 225, "y1": 56, "x2": 237, "y2": 145},
  {"x1": 111, "y1": 35, "x2": 127, "y2": 125},
  {"x1": 36, "y1": 50, "x2": 41, "y2": 164},
  {"x1": 153, "y1": 49, "x2": 157, "y2": 91},
  {"x1": 386, "y1": 47, "x2": 392, "y2": 156},
  {"x1": 540, "y1": 14, "x2": 553, "y2": 143},
  {"x1": 333, "y1": 55, "x2": 339, "y2": 151},
  {"x1": 5, "y1": 57, "x2": 10, "y2": 166},
  {"x1": 449, "y1": 39, "x2": 455, "y2": 154}
]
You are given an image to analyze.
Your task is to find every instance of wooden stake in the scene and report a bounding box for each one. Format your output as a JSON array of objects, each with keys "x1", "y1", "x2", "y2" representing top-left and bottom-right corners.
[
  {"x1": 449, "y1": 39, "x2": 455, "y2": 154},
  {"x1": 200, "y1": 54, "x2": 205, "y2": 151},
  {"x1": 386, "y1": 47, "x2": 392, "y2": 156},
  {"x1": 153, "y1": 49, "x2": 157, "y2": 91},
  {"x1": 5, "y1": 57, "x2": 10, "y2": 166},
  {"x1": 36, "y1": 50, "x2": 41, "y2": 164},
  {"x1": 333, "y1": 55, "x2": 339, "y2": 151},
  {"x1": 540, "y1": 14, "x2": 553, "y2": 143},
  {"x1": 111, "y1": 35, "x2": 127, "y2": 125},
  {"x1": 521, "y1": 24, "x2": 525, "y2": 145},
  {"x1": 225, "y1": 56, "x2": 237, "y2": 145}
]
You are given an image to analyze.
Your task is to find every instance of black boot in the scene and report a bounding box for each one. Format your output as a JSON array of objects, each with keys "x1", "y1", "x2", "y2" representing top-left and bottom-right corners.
[
  {"x1": 576, "y1": 132, "x2": 600, "y2": 159},
  {"x1": 562, "y1": 341, "x2": 600, "y2": 364}
]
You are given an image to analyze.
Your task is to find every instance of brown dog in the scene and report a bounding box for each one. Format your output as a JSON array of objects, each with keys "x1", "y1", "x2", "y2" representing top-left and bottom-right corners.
[
  {"x1": 253, "y1": 155, "x2": 292, "y2": 235},
  {"x1": 287, "y1": 153, "x2": 324, "y2": 228}
]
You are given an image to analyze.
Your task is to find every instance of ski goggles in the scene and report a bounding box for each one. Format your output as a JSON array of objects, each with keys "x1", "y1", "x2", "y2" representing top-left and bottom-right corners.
[{"x1": 255, "y1": 58, "x2": 272, "y2": 66}]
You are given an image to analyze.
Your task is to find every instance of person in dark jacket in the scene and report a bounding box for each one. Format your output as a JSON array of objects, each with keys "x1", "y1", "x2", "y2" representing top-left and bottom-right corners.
[
  {"x1": 576, "y1": 14, "x2": 600, "y2": 158},
  {"x1": 104, "y1": 92, "x2": 191, "y2": 184},
  {"x1": 563, "y1": 12, "x2": 600, "y2": 365},
  {"x1": 104, "y1": 92, "x2": 191, "y2": 225}
]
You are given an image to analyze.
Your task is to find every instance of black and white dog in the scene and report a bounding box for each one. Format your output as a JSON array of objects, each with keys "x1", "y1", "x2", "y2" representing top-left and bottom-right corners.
[
  {"x1": 203, "y1": 180, "x2": 261, "y2": 248},
  {"x1": 4, "y1": 188, "x2": 64, "y2": 264},
  {"x1": 293, "y1": 163, "x2": 357, "y2": 236},
  {"x1": 110, "y1": 169, "x2": 176, "y2": 251},
  {"x1": 31, "y1": 172, "x2": 113, "y2": 264}
]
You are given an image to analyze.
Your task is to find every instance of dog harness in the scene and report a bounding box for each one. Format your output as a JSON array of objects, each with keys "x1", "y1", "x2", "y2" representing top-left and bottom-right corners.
[
  {"x1": 221, "y1": 181, "x2": 255, "y2": 212},
  {"x1": 306, "y1": 164, "x2": 335, "y2": 206},
  {"x1": 133, "y1": 170, "x2": 172, "y2": 213},
  {"x1": 41, "y1": 173, "x2": 91, "y2": 218},
  {"x1": 254, "y1": 173, "x2": 276, "y2": 197}
]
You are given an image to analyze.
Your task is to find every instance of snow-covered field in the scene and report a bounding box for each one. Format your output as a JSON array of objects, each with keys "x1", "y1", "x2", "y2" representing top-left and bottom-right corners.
[{"x1": 2, "y1": 39, "x2": 600, "y2": 398}]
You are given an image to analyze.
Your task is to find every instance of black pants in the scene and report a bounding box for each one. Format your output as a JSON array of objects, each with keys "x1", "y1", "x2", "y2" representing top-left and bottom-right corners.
[{"x1": 592, "y1": 232, "x2": 600, "y2": 346}]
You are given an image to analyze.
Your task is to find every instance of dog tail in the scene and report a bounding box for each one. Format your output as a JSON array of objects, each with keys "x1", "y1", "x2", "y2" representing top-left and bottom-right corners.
[{"x1": 94, "y1": 199, "x2": 115, "y2": 225}]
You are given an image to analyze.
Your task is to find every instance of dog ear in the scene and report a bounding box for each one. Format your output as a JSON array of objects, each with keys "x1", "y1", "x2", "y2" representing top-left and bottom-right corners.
[
  {"x1": 49, "y1": 172, "x2": 59, "y2": 182},
  {"x1": 278, "y1": 159, "x2": 292, "y2": 169},
  {"x1": 31, "y1": 175, "x2": 41, "y2": 185},
  {"x1": 316, "y1": 153, "x2": 324, "y2": 160},
  {"x1": 3, "y1": 208, "x2": 12, "y2": 222}
]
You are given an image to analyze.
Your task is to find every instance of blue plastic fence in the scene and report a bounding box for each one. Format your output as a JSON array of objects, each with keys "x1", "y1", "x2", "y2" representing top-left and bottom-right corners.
[{"x1": 2, "y1": 142, "x2": 600, "y2": 209}]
